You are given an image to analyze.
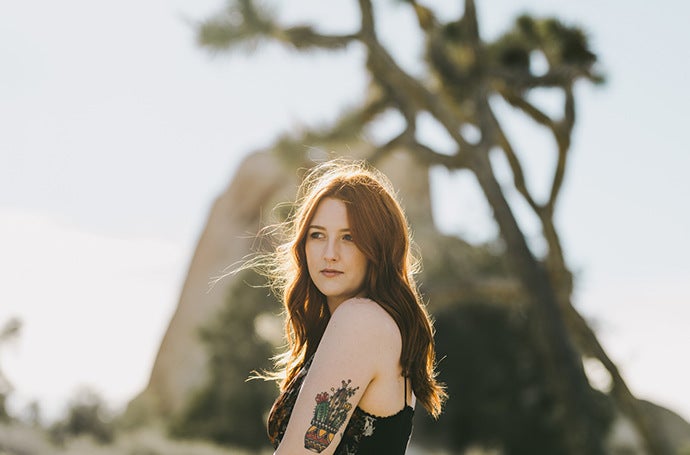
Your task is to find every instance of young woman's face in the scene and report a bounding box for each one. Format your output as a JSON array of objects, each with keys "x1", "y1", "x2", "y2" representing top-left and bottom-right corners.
[{"x1": 305, "y1": 197, "x2": 368, "y2": 311}]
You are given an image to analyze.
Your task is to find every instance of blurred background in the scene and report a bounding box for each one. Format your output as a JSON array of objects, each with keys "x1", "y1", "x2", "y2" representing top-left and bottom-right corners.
[{"x1": 1, "y1": 0, "x2": 689, "y2": 454}]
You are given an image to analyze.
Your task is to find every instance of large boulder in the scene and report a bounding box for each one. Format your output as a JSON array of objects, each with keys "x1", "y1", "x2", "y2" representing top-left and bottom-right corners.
[{"x1": 127, "y1": 150, "x2": 296, "y2": 419}]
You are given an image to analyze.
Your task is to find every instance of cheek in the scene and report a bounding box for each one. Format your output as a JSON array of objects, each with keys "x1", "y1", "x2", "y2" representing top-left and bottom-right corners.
[
  {"x1": 304, "y1": 242, "x2": 319, "y2": 271},
  {"x1": 354, "y1": 252, "x2": 369, "y2": 282}
]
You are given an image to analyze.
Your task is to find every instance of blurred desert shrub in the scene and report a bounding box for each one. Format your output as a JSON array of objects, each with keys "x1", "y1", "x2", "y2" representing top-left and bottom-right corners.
[
  {"x1": 0, "y1": 394, "x2": 10, "y2": 423},
  {"x1": 0, "y1": 317, "x2": 22, "y2": 423},
  {"x1": 170, "y1": 269, "x2": 280, "y2": 450},
  {"x1": 50, "y1": 387, "x2": 115, "y2": 445},
  {"x1": 0, "y1": 422, "x2": 266, "y2": 455},
  {"x1": 415, "y1": 301, "x2": 614, "y2": 454}
]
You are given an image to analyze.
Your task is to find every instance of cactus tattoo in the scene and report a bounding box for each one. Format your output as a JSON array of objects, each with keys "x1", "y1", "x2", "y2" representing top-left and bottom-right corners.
[{"x1": 304, "y1": 379, "x2": 359, "y2": 452}]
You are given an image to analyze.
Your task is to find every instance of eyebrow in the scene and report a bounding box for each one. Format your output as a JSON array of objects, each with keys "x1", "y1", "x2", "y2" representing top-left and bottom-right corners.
[{"x1": 308, "y1": 225, "x2": 351, "y2": 232}]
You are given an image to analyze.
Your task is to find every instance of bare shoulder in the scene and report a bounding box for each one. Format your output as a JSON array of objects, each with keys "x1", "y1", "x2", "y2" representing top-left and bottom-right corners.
[{"x1": 330, "y1": 298, "x2": 401, "y2": 344}]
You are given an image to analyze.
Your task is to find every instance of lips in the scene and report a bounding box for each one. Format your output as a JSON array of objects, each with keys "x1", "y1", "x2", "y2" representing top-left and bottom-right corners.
[{"x1": 321, "y1": 268, "x2": 343, "y2": 278}]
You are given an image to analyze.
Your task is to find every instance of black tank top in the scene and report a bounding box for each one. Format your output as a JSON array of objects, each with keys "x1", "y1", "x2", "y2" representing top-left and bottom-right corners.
[{"x1": 267, "y1": 355, "x2": 414, "y2": 454}]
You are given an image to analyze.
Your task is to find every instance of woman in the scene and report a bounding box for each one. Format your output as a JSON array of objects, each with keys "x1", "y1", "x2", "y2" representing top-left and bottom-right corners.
[{"x1": 263, "y1": 159, "x2": 445, "y2": 454}]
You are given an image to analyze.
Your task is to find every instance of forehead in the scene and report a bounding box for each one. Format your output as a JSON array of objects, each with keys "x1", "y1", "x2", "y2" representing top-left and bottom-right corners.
[{"x1": 310, "y1": 198, "x2": 350, "y2": 227}]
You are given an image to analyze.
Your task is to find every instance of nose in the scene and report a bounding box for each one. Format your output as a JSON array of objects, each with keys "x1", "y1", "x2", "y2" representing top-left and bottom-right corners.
[{"x1": 323, "y1": 238, "x2": 339, "y2": 262}]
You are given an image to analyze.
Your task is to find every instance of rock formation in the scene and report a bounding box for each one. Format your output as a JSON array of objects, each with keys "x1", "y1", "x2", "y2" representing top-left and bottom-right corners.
[{"x1": 127, "y1": 150, "x2": 297, "y2": 419}]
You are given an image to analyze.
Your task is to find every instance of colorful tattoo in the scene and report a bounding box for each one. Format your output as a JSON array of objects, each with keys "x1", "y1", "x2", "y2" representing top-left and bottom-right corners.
[{"x1": 304, "y1": 379, "x2": 359, "y2": 453}]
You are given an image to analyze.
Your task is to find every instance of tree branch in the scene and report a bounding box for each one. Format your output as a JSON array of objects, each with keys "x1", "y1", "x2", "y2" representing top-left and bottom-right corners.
[
  {"x1": 496, "y1": 85, "x2": 575, "y2": 216},
  {"x1": 357, "y1": 0, "x2": 376, "y2": 40},
  {"x1": 490, "y1": 67, "x2": 592, "y2": 90},
  {"x1": 464, "y1": 0, "x2": 480, "y2": 41},
  {"x1": 368, "y1": 122, "x2": 467, "y2": 170},
  {"x1": 364, "y1": 44, "x2": 474, "y2": 151},
  {"x1": 279, "y1": 26, "x2": 358, "y2": 50},
  {"x1": 565, "y1": 304, "x2": 675, "y2": 455},
  {"x1": 353, "y1": 0, "x2": 475, "y2": 170},
  {"x1": 409, "y1": 140, "x2": 467, "y2": 168},
  {"x1": 198, "y1": 1, "x2": 358, "y2": 53},
  {"x1": 299, "y1": 91, "x2": 391, "y2": 146},
  {"x1": 499, "y1": 87, "x2": 556, "y2": 130},
  {"x1": 547, "y1": 86, "x2": 575, "y2": 214},
  {"x1": 368, "y1": 124, "x2": 416, "y2": 165},
  {"x1": 485, "y1": 107, "x2": 542, "y2": 214}
]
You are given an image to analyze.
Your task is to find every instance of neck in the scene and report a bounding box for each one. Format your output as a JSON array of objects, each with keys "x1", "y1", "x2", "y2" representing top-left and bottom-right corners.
[
  {"x1": 327, "y1": 297, "x2": 345, "y2": 315},
  {"x1": 327, "y1": 292, "x2": 367, "y2": 315}
]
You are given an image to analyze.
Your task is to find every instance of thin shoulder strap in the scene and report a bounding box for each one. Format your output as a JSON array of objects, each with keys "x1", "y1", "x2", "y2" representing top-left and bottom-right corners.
[{"x1": 403, "y1": 377, "x2": 407, "y2": 407}]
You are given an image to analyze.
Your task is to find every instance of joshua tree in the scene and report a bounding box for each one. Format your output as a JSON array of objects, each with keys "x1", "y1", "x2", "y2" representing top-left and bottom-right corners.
[{"x1": 195, "y1": 1, "x2": 669, "y2": 453}]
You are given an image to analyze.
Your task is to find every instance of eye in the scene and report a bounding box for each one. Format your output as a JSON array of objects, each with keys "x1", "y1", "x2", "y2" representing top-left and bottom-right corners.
[
  {"x1": 309, "y1": 231, "x2": 324, "y2": 240},
  {"x1": 342, "y1": 233, "x2": 354, "y2": 242}
]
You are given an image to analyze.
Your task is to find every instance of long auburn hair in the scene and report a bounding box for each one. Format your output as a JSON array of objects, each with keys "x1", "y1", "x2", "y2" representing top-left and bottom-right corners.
[{"x1": 265, "y1": 158, "x2": 446, "y2": 418}]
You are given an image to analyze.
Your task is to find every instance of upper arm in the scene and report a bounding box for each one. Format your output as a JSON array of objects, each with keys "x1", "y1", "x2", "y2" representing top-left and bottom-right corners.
[{"x1": 275, "y1": 299, "x2": 390, "y2": 455}]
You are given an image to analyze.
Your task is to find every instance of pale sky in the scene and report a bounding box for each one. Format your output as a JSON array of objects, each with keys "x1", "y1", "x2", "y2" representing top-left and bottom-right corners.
[{"x1": 1, "y1": 0, "x2": 689, "y2": 426}]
